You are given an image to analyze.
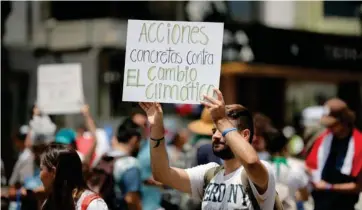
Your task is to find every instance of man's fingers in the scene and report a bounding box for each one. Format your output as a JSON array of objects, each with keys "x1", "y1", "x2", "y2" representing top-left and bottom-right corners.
[
  {"x1": 139, "y1": 102, "x2": 145, "y2": 110},
  {"x1": 144, "y1": 102, "x2": 152, "y2": 109},
  {"x1": 204, "y1": 94, "x2": 222, "y2": 106},
  {"x1": 140, "y1": 102, "x2": 163, "y2": 112},
  {"x1": 139, "y1": 102, "x2": 149, "y2": 110},
  {"x1": 214, "y1": 88, "x2": 224, "y2": 103},
  {"x1": 201, "y1": 101, "x2": 214, "y2": 108},
  {"x1": 155, "y1": 103, "x2": 162, "y2": 112}
]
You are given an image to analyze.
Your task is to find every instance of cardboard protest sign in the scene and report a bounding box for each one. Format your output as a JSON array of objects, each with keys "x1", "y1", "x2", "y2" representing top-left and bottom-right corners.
[
  {"x1": 122, "y1": 19, "x2": 224, "y2": 104},
  {"x1": 37, "y1": 63, "x2": 84, "y2": 114}
]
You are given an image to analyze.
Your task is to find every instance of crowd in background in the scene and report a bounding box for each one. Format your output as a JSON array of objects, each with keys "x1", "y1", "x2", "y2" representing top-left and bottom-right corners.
[{"x1": 1, "y1": 95, "x2": 362, "y2": 210}]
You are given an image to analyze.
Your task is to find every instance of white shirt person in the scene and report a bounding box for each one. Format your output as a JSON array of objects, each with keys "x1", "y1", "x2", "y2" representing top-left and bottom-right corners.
[
  {"x1": 138, "y1": 88, "x2": 276, "y2": 210},
  {"x1": 186, "y1": 161, "x2": 276, "y2": 210}
]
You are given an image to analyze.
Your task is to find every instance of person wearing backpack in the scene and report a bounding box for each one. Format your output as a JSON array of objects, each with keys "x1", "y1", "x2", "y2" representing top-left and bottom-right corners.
[
  {"x1": 139, "y1": 89, "x2": 280, "y2": 210},
  {"x1": 88, "y1": 119, "x2": 143, "y2": 210},
  {"x1": 263, "y1": 127, "x2": 310, "y2": 210}
]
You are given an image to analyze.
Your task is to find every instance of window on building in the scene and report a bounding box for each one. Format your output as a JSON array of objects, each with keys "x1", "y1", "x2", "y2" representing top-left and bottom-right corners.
[
  {"x1": 50, "y1": 2, "x2": 150, "y2": 20},
  {"x1": 323, "y1": 1, "x2": 361, "y2": 18},
  {"x1": 227, "y1": 1, "x2": 255, "y2": 22},
  {"x1": 49, "y1": 1, "x2": 177, "y2": 21}
]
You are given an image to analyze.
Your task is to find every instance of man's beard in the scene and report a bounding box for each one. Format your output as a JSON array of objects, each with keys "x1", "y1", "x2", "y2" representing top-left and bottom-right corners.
[{"x1": 212, "y1": 144, "x2": 235, "y2": 160}]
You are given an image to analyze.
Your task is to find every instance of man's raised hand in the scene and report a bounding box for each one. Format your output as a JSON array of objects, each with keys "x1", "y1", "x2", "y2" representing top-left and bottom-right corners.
[
  {"x1": 201, "y1": 89, "x2": 227, "y2": 123},
  {"x1": 33, "y1": 105, "x2": 40, "y2": 116},
  {"x1": 139, "y1": 102, "x2": 163, "y2": 126},
  {"x1": 81, "y1": 104, "x2": 90, "y2": 116}
]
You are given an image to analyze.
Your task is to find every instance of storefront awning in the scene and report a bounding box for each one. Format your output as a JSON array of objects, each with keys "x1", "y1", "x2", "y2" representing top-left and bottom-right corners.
[
  {"x1": 222, "y1": 23, "x2": 362, "y2": 75},
  {"x1": 221, "y1": 62, "x2": 362, "y2": 82}
]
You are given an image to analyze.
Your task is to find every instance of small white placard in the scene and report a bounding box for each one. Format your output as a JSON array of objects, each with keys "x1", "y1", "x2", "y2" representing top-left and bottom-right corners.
[
  {"x1": 37, "y1": 63, "x2": 84, "y2": 114},
  {"x1": 122, "y1": 19, "x2": 224, "y2": 104}
]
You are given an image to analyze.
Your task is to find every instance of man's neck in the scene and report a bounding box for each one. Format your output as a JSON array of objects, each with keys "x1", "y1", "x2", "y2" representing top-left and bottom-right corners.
[
  {"x1": 271, "y1": 151, "x2": 287, "y2": 158},
  {"x1": 174, "y1": 142, "x2": 184, "y2": 151},
  {"x1": 18, "y1": 146, "x2": 26, "y2": 153},
  {"x1": 336, "y1": 127, "x2": 353, "y2": 139},
  {"x1": 223, "y1": 158, "x2": 242, "y2": 175},
  {"x1": 113, "y1": 144, "x2": 130, "y2": 155}
]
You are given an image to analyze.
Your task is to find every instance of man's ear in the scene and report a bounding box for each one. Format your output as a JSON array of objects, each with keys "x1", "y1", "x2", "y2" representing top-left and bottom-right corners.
[
  {"x1": 129, "y1": 136, "x2": 138, "y2": 146},
  {"x1": 51, "y1": 166, "x2": 57, "y2": 178},
  {"x1": 242, "y1": 129, "x2": 251, "y2": 142}
]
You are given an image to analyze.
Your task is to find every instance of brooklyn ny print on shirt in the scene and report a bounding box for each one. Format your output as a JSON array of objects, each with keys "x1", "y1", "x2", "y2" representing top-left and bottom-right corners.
[{"x1": 185, "y1": 161, "x2": 276, "y2": 210}]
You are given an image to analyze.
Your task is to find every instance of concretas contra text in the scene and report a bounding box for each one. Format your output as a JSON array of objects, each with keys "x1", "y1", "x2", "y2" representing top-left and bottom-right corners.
[{"x1": 129, "y1": 48, "x2": 214, "y2": 66}]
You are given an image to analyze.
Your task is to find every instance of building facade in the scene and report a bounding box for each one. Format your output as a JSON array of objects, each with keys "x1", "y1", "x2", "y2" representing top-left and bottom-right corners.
[
  {"x1": 218, "y1": 1, "x2": 362, "y2": 129},
  {"x1": 3, "y1": 1, "x2": 362, "y2": 131}
]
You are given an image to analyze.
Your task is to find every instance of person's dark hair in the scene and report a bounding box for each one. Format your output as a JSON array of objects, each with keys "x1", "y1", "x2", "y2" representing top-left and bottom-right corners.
[
  {"x1": 116, "y1": 118, "x2": 141, "y2": 143},
  {"x1": 76, "y1": 123, "x2": 87, "y2": 132},
  {"x1": 315, "y1": 93, "x2": 327, "y2": 106},
  {"x1": 41, "y1": 143, "x2": 89, "y2": 210},
  {"x1": 130, "y1": 111, "x2": 147, "y2": 128},
  {"x1": 122, "y1": 118, "x2": 140, "y2": 130},
  {"x1": 131, "y1": 110, "x2": 146, "y2": 119},
  {"x1": 253, "y1": 112, "x2": 273, "y2": 136},
  {"x1": 264, "y1": 128, "x2": 288, "y2": 155},
  {"x1": 225, "y1": 104, "x2": 254, "y2": 143}
]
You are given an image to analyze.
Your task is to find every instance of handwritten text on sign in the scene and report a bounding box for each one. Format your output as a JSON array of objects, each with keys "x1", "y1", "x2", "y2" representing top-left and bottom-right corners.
[
  {"x1": 122, "y1": 20, "x2": 224, "y2": 104},
  {"x1": 37, "y1": 63, "x2": 84, "y2": 114}
]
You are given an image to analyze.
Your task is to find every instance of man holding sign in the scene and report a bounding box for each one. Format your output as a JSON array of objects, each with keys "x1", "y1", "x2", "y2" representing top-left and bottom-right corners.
[{"x1": 138, "y1": 89, "x2": 277, "y2": 210}]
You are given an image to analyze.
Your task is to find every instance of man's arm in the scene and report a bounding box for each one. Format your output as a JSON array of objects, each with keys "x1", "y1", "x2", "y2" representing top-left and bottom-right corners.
[
  {"x1": 337, "y1": 170, "x2": 362, "y2": 193},
  {"x1": 216, "y1": 119, "x2": 269, "y2": 193},
  {"x1": 124, "y1": 192, "x2": 141, "y2": 210},
  {"x1": 312, "y1": 170, "x2": 362, "y2": 193},
  {"x1": 81, "y1": 105, "x2": 98, "y2": 166},
  {"x1": 331, "y1": 182, "x2": 361, "y2": 193},
  {"x1": 293, "y1": 167, "x2": 310, "y2": 201},
  {"x1": 296, "y1": 187, "x2": 310, "y2": 201},
  {"x1": 202, "y1": 89, "x2": 269, "y2": 194},
  {"x1": 25, "y1": 106, "x2": 40, "y2": 148},
  {"x1": 7, "y1": 161, "x2": 21, "y2": 199},
  {"x1": 314, "y1": 179, "x2": 361, "y2": 193},
  {"x1": 139, "y1": 102, "x2": 192, "y2": 194},
  {"x1": 121, "y1": 167, "x2": 142, "y2": 210}
]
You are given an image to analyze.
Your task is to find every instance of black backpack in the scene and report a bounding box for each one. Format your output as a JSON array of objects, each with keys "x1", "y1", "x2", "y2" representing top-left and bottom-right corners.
[{"x1": 87, "y1": 154, "x2": 124, "y2": 209}]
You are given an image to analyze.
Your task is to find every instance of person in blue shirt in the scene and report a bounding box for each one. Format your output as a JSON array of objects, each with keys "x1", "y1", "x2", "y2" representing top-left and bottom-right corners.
[
  {"x1": 109, "y1": 118, "x2": 143, "y2": 210},
  {"x1": 131, "y1": 112, "x2": 163, "y2": 210}
]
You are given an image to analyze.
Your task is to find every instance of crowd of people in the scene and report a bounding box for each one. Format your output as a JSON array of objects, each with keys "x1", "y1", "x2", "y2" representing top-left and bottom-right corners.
[{"x1": 1, "y1": 89, "x2": 362, "y2": 210}]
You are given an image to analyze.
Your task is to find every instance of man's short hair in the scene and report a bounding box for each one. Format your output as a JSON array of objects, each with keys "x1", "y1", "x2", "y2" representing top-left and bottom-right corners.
[
  {"x1": 116, "y1": 118, "x2": 141, "y2": 143},
  {"x1": 253, "y1": 112, "x2": 273, "y2": 136},
  {"x1": 264, "y1": 128, "x2": 288, "y2": 155},
  {"x1": 226, "y1": 104, "x2": 254, "y2": 143},
  {"x1": 131, "y1": 110, "x2": 146, "y2": 119},
  {"x1": 121, "y1": 118, "x2": 140, "y2": 130}
]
